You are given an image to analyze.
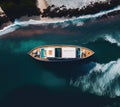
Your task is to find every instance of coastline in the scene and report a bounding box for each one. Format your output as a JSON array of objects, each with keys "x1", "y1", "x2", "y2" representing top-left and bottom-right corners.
[
  {"x1": 1, "y1": 11, "x2": 120, "y2": 39},
  {"x1": 0, "y1": 9, "x2": 120, "y2": 32},
  {"x1": 1, "y1": 0, "x2": 120, "y2": 30},
  {"x1": 0, "y1": 0, "x2": 63, "y2": 30}
]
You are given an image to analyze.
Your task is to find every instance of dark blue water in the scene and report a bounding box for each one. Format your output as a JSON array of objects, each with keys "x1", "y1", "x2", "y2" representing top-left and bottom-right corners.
[{"x1": 1, "y1": 8, "x2": 120, "y2": 107}]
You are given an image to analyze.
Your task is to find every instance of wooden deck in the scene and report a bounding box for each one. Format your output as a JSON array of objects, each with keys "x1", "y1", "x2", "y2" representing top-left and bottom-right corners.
[
  {"x1": 81, "y1": 47, "x2": 94, "y2": 58},
  {"x1": 29, "y1": 45, "x2": 94, "y2": 61}
]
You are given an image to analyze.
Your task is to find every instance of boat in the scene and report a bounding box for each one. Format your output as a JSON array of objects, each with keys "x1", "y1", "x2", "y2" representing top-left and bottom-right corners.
[{"x1": 28, "y1": 45, "x2": 94, "y2": 62}]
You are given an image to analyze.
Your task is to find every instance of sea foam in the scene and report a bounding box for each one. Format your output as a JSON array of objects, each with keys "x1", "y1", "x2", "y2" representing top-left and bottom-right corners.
[
  {"x1": 0, "y1": 5, "x2": 120, "y2": 36},
  {"x1": 70, "y1": 59, "x2": 120, "y2": 97},
  {"x1": 104, "y1": 35, "x2": 120, "y2": 47}
]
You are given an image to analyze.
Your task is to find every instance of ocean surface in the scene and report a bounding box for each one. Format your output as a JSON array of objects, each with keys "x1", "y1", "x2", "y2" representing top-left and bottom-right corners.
[{"x1": 0, "y1": 6, "x2": 120, "y2": 107}]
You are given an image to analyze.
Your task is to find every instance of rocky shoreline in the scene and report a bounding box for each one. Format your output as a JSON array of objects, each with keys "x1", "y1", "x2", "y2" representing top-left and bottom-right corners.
[
  {"x1": 0, "y1": 0, "x2": 40, "y2": 29},
  {"x1": 0, "y1": 7, "x2": 11, "y2": 29},
  {"x1": 42, "y1": 0, "x2": 120, "y2": 18},
  {"x1": 0, "y1": 0, "x2": 120, "y2": 30}
]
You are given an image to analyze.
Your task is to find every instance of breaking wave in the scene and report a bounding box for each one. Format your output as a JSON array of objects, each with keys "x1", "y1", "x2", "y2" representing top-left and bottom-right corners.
[
  {"x1": 104, "y1": 35, "x2": 120, "y2": 47},
  {"x1": 0, "y1": 5, "x2": 120, "y2": 36},
  {"x1": 70, "y1": 59, "x2": 120, "y2": 98},
  {"x1": 84, "y1": 33, "x2": 120, "y2": 47},
  {"x1": 69, "y1": 33, "x2": 120, "y2": 98}
]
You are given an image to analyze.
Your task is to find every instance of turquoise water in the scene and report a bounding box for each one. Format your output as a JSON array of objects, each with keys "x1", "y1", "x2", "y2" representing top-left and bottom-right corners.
[{"x1": 1, "y1": 8, "x2": 120, "y2": 107}]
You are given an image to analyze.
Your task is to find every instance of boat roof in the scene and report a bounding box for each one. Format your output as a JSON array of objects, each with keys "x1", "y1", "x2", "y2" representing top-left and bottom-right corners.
[{"x1": 28, "y1": 45, "x2": 94, "y2": 62}]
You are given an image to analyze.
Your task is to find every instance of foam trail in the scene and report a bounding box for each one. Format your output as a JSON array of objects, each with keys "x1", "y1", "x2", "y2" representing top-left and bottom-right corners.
[
  {"x1": 104, "y1": 35, "x2": 120, "y2": 46},
  {"x1": 0, "y1": 5, "x2": 120, "y2": 36},
  {"x1": 0, "y1": 19, "x2": 70, "y2": 36},
  {"x1": 0, "y1": 23, "x2": 19, "y2": 36},
  {"x1": 71, "y1": 59, "x2": 120, "y2": 97}
]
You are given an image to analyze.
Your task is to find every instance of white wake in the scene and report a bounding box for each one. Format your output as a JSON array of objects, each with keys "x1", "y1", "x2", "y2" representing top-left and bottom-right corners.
[{"x1": 70, "y1": 59, "x2": 120, "y2": 97}]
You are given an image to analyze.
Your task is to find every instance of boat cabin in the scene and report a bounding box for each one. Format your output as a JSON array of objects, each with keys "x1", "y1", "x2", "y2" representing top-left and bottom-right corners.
[{"x1": 29, "y1": 46, "x2": 94, "y2": 61}]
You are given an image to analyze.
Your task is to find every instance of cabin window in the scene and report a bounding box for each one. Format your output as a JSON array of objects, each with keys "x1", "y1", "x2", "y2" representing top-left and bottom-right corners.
[
  {"x1": 55, "y1": 48, "x2": 61, "y2": 58},
  {"x1": 76, "y1": 48, "x2": 81, "y2": 58},
  {"x1": 41, "y1": 48, "x2": 45, "y2": 58}
]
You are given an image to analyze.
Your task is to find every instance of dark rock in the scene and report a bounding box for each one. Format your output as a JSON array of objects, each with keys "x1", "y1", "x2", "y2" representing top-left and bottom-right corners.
[
  {"x1": 0, "y1": 15, "x2": 9, "y2": 26},
  {"x1": 41, "y1": 0, "x2": 120, "y2": 18},
  {"x1": 0, "y1": 0, "x2": 41, "y2": 22}
]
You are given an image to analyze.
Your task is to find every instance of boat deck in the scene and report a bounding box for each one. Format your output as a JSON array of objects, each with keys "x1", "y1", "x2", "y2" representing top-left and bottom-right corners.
[{"x1": 29, "y1": 45, "x2": 94, "y2": 62}]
